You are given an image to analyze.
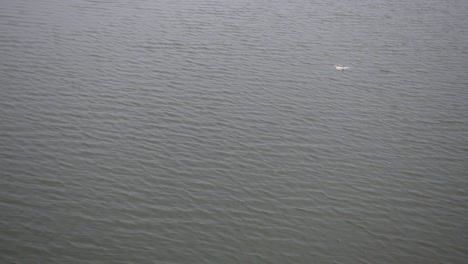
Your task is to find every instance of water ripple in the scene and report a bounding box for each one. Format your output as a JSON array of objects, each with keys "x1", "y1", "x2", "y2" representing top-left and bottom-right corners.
[{"x1": 1, "y1": 0, "x2": 468, "y2": 263}]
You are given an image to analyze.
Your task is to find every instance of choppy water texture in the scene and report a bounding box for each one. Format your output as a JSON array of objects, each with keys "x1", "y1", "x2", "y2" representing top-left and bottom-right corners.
[{"x1": 1, "y1": 0, "x2": 468, "y2": 263}]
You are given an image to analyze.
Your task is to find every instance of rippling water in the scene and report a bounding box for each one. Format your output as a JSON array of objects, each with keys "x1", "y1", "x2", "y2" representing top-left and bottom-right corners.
[{"x1": 1, "y1": 0, "x2": 467, "y2": 263}]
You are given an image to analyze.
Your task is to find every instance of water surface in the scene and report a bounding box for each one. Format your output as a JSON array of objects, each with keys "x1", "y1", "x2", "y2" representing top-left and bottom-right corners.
[{"x1": 1, "y1": 0, "x2": 467, "y2": 263}]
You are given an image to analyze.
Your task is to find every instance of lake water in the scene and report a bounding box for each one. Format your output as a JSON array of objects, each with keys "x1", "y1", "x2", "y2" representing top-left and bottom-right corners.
[{"x1": 1, "y1": 0, "x2": 467, "y2": 263}]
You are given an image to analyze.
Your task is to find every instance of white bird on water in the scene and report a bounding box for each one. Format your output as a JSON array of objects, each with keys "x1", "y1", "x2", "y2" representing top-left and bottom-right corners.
[{"x1": 335, "y1": 64, "x2": 349, "y2": 71}]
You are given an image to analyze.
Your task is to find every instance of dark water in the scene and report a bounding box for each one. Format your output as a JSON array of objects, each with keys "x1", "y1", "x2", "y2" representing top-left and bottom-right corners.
[{"x1": 1, "y1": 0, "x2": 467, "y2": 263}]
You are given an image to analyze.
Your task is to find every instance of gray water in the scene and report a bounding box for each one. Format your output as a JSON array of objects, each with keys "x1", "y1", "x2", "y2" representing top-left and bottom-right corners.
[{"x1": 1, "y1": 0, "x2": 467, "y2": 263}]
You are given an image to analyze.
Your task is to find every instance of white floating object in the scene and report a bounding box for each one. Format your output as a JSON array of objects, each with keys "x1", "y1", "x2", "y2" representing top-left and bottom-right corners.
[{"x1": 335, "y1": 64, "x2": 350, "y2": 71}]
